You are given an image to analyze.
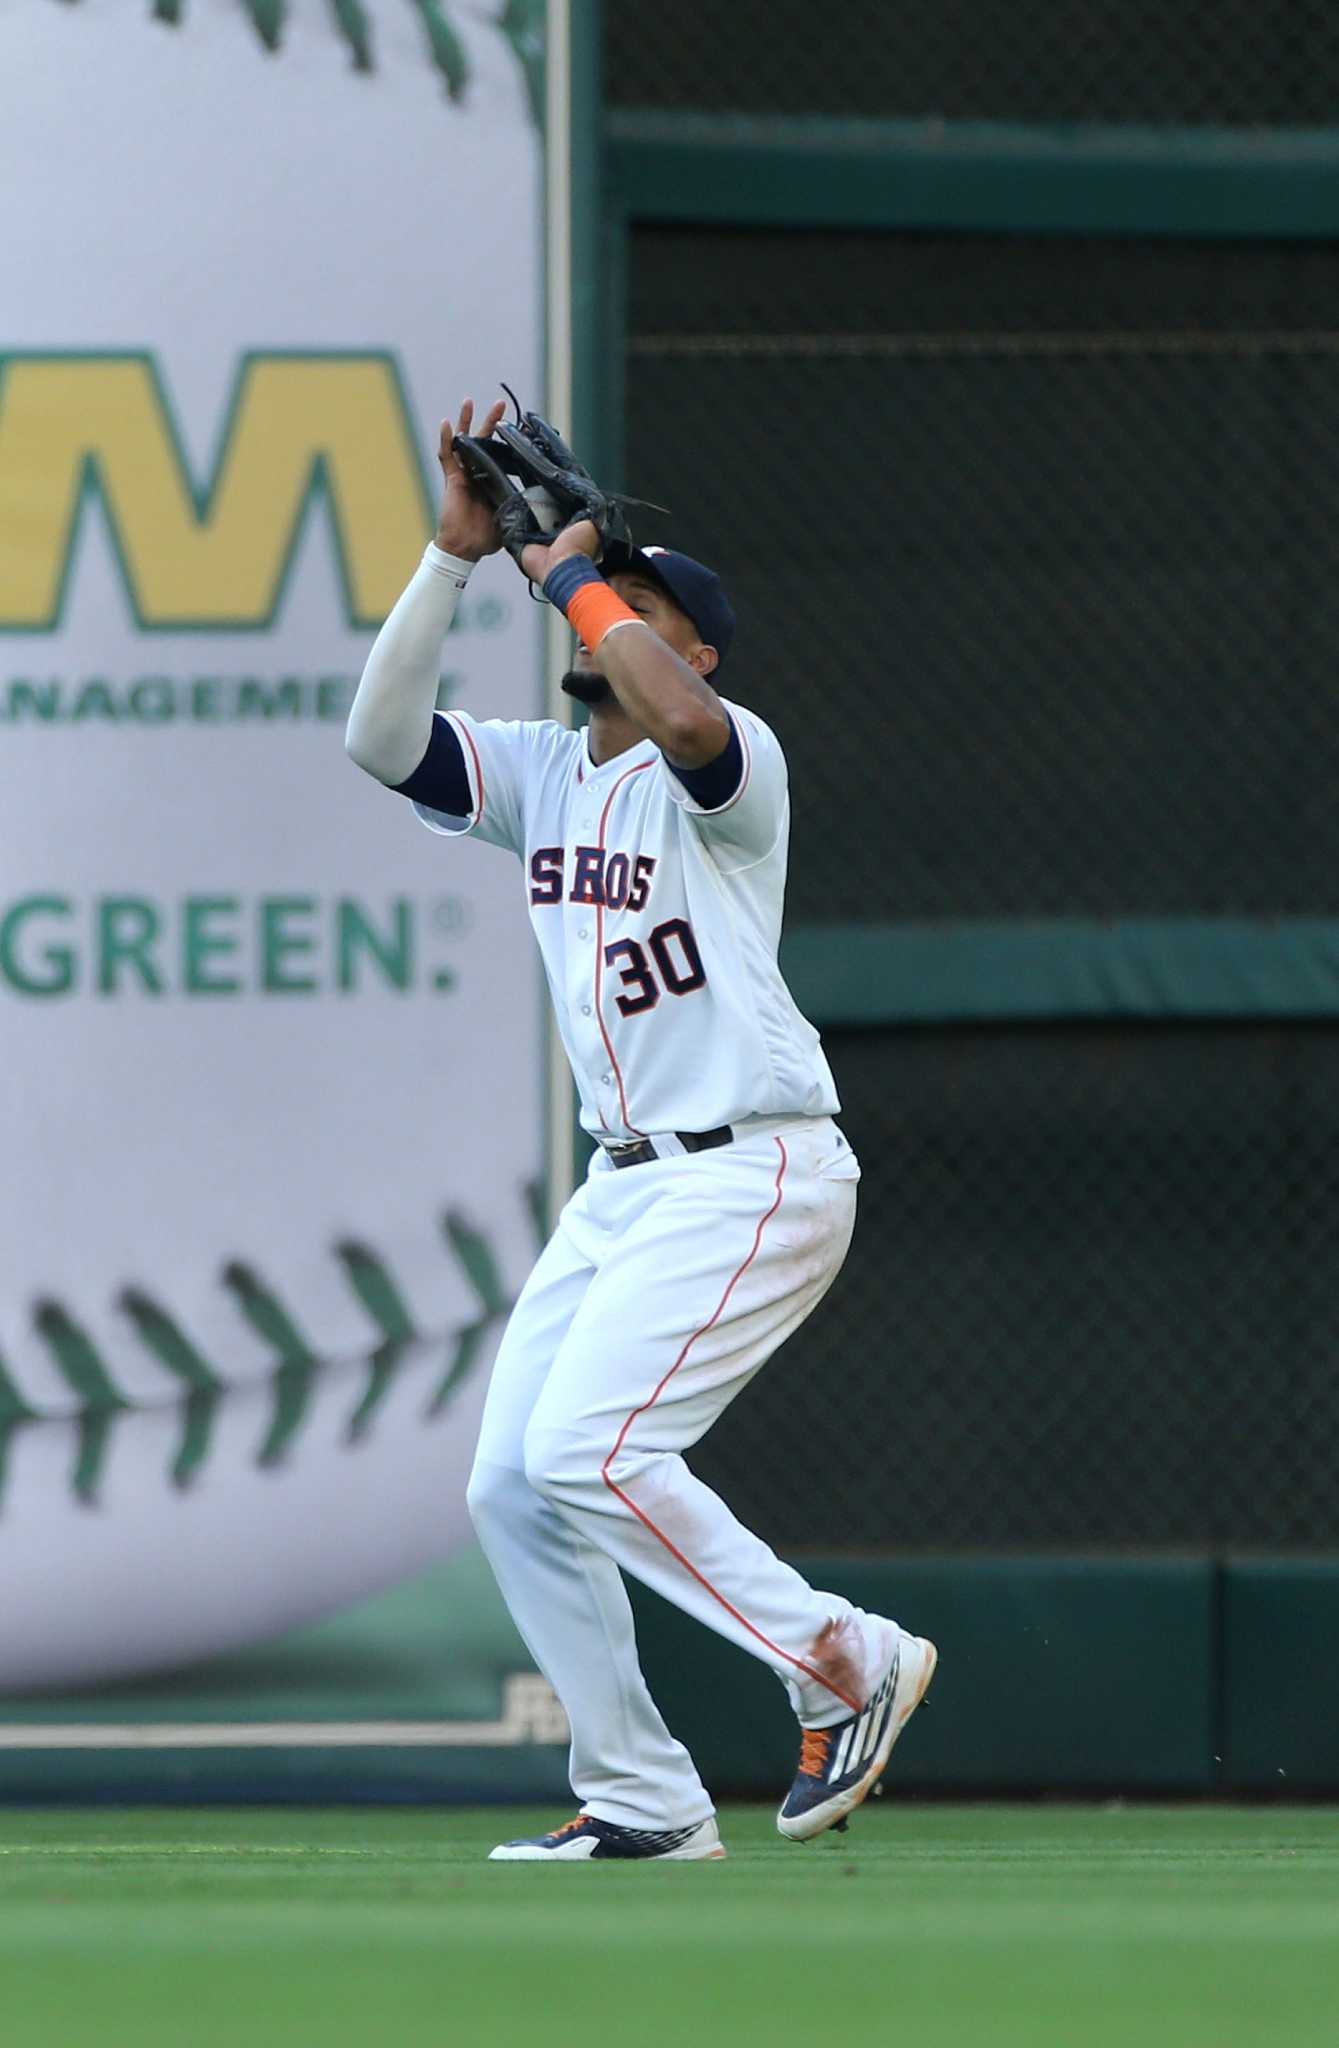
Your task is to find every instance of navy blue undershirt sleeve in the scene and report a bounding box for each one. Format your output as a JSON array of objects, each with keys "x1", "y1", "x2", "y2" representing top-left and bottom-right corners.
[
  {"x1": 667, "y1": 712, "x2": 744, "y2": 811},
  {"x1": 393, "y1": 712, "x2": 472, "y2": 815}
]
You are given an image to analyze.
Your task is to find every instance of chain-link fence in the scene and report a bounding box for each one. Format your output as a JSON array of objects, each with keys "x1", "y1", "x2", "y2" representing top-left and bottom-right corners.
[
  {"x1": 624, "y1": 223, "x2": 1339, "y2": 1550},
  {"x1": 626, "y1": 228, "x2": 1339, "y2": 923},
  {"x1": 607, "y1": 2, "x2": 1339, "y2": 126},
  {"x1": 695, "y1": 1022, "x2": 1339, "y2": 1551}
]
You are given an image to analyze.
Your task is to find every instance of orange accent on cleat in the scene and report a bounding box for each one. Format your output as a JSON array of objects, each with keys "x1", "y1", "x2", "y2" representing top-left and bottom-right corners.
[{"x1": 799, "y1": 1726, "x2": 834, "y2": 1777}]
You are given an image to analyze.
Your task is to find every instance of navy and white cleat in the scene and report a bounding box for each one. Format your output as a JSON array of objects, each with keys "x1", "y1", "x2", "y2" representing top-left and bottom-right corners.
[
  {"x1": 777, "y1": 1633, "x2": 939, "y2": 1842},
  {"x1": 489, "y1": 1814, "x2": 726, "y2": 1862}
]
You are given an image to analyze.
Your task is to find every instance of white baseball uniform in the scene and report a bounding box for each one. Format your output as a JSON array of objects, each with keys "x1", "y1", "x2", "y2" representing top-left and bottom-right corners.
[{"x1": 348, "y1": 545, "x2": 907, "y2": 1829}]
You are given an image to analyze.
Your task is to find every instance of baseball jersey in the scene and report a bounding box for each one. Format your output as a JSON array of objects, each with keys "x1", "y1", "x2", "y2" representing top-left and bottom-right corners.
[{"x1": 412, "y1": 704, "x2": 840, "y2": 1142}]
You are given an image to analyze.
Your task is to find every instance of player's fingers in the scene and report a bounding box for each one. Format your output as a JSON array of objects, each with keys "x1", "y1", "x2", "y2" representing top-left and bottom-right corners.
[
  {"x1": 552, "y1": 518, "x2": 600, "y2": 562},
  {"x1": 440, "y1": 401, "x2": 475, "y2": 476},
  {"x1": 482, "y1": 398, "x2": 506, "y2": 437}
]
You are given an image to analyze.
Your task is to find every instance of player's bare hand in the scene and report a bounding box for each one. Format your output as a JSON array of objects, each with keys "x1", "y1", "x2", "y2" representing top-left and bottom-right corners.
[
  {"x1": 435, "y1": 398, "x2": 508, "y2": 561},
  {"x1": 519, "y1": 518, "x2": 601, "y2": 587}
]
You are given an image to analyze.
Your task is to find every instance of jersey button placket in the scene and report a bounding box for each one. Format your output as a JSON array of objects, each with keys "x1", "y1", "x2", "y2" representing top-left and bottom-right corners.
[{"x1": 565, "y1": 800, "x2": 602, "y2": 1107}]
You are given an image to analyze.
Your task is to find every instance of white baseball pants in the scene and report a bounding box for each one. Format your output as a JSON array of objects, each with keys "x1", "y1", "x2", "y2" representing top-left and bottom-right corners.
[{"x1": 465, "y1": 1114, "x2": 901, "y2": 1830}]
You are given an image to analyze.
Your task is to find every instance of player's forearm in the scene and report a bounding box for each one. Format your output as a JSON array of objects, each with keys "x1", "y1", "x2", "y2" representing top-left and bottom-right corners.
[
  {"x1": 542, "y1": 557, "x2": 729, "y2": 767},
  {"x1": 345, "y1": 544, "x2": 472, "y2": 785},
  {"x1": 595, "y1": 623, "x2": 730, "y2": 766}
]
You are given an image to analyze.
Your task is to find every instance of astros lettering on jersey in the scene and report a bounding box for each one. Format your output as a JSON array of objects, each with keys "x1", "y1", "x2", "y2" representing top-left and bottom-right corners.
[{"x1": 413, "y1": 702, "x2": 839, "y2": 1142}]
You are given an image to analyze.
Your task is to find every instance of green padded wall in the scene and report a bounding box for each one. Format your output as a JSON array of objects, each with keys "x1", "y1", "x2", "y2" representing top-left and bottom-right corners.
[
  {"x1": 1221, "y1": 1561, "x2": 1339, "y2": 1790},
  {"x1": 630, "y1": 1557, "x2": 1216, "y2": 1794}
]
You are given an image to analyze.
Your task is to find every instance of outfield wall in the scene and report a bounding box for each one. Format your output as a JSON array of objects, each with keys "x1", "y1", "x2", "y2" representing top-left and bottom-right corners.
[
  {"x1": 2, "y1": 1553, "x2": 1333, "y2": 1799},
  {"x1": 584, "y1": 3, "x2": 1339, "y2": 1727}
]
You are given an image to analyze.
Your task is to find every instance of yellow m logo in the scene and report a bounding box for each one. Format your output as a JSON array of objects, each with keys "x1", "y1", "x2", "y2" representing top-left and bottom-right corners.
[{"x1": 0, "y1": 353, "x2": 433, "y2": 630}]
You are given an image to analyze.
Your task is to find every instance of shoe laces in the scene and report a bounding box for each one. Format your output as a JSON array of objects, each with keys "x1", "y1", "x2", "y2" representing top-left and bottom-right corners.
[
  {"x1": 551, "y1": 1814, "x2": 591, "y2": 1840},
  {"x1": 799, "y1": 1727, "x2": 833, "y2": 1778}
]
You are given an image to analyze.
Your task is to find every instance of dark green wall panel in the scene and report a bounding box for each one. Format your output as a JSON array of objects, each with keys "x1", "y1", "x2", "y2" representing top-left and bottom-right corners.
[
  {"x1": 1221, "y1": 1561, "x2": 1339, "y2": 1789},
  {"x1": 781, "y1": 919, "x2": 1339, "y2": 1027},
  {"x1": 630, "y1": 1556, "x2": 1216, "y2": 1794},
  {"x1": 609, "y1": 119, "x2": 1339, "y2": 239}
]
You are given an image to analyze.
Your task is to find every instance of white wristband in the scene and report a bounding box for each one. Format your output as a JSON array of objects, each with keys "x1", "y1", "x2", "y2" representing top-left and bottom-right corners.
[{"x1": 425, "y1": 542, "x2": 476, "y2": 588}]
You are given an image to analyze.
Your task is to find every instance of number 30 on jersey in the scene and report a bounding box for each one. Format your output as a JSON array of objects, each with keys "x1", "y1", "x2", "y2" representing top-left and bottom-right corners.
[{"x1": 604, "y1": 920, "x2": 706, "y2": 1015}]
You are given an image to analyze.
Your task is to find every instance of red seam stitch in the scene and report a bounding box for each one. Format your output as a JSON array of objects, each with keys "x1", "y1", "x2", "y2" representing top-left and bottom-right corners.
[{"x1": 600, "y1": 1140, "x2": 860, "y2": 1713}]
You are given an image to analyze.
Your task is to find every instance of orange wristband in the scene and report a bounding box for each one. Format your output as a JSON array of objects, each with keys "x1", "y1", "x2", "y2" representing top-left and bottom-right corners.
[{"x1": 565, "y1": 580, "x2": 640, "y2": 651}]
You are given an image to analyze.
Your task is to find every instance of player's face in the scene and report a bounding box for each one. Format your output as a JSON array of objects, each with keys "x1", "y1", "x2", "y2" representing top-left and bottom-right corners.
[
  {"x1": 560, "y1": 574, "x2": 708, "y2": 707},
  {"x1": 606, "y1": 573, "x2": 703, "y2": 662}
]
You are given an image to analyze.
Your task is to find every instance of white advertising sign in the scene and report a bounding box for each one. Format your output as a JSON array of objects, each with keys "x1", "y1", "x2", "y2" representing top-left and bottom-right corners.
[{"x1": 0, "y1": 0, "x2": 545, "y2": 1688}]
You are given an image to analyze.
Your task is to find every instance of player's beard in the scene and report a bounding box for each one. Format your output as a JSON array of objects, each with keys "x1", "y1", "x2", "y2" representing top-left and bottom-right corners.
[{"x1": 560, "y1": 667, "x2": 612, "y2": 707}]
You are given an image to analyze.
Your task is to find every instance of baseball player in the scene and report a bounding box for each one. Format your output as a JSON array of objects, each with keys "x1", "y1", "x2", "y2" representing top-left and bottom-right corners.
[{"x1": 345, "y1": 399, "x2": 936, "y2": 1860}]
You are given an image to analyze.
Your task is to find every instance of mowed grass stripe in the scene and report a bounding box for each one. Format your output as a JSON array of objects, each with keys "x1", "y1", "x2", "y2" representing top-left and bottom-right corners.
[
  {"x1": 0, "y1": 1805, "x2": 1336, "y2": 2048},
  {"x1": 3, "y1": 1800, "x2": 1337, "y2": 1843}
]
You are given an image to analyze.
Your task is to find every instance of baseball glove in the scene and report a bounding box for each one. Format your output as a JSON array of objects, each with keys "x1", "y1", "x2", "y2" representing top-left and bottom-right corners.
[{"x1": 453, "y1": 389, "x2": 642, "y2": 567}]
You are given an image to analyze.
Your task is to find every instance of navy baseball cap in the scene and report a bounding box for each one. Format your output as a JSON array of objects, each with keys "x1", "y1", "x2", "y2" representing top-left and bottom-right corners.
[{"x1": 604, "y1": 544, "x2": 736, "y2": 666}]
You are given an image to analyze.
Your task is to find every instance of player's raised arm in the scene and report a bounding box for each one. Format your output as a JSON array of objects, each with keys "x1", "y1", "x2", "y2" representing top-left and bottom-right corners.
[
  {"x1": 344, "y1": 398, "x2": 505, "y2": 787},
  {"x1": 521, "y1": 522, "x2": 731, "y2": 769}
]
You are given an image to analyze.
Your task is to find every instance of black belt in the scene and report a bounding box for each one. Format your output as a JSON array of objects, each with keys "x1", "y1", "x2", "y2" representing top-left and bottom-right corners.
[{"x1": 603, "y1": 1126, "x2": 733, "y2": 1170}]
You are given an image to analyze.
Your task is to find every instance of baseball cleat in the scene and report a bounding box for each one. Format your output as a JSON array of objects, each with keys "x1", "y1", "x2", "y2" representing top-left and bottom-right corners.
[
  {"x1": 777, "y1": 1633, "x2": 938, "y2": 1842},
  {"x1": 488, "y1": 1814, "x2": 726, "y2": 1862}
]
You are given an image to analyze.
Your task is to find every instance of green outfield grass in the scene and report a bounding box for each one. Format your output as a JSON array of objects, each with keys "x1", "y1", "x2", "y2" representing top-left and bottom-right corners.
[{"x1": 2, "y1": 1804, "x2": 1336, "y2": 2047}]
